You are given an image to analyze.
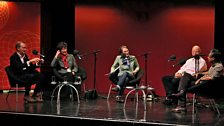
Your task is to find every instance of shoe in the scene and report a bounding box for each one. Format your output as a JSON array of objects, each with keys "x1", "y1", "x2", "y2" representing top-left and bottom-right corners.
[
  {"x1": 33, "y1": 92, "x2": 43, "y2": 102},
  {"x1": 171, "y1": 106, "x2": 187, "y2": 113},
  {"x1": 116, "y1": 96, "x2": 124, "y2": 103},
  {"x1": 34, "y1": 96, "x2": 43, "y2": 102},
  {"x1": 112, "y1": 87, "x2": 120, "y2": 92},
  {"x1": 24, "y1": 96, "x2": 36, "y2": 103}
]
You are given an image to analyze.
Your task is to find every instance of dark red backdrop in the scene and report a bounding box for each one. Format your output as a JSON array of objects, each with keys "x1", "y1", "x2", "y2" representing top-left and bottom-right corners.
[
  {"x1": 75, "y1": 5, "x2": 214, "y2": 96},
  {"x1": 0, "y1": 2, "x2": 40, "y2": 90}
]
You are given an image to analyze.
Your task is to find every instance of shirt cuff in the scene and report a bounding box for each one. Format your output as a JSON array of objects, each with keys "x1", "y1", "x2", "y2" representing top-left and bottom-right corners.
[{"x1": 26, "y1": 61, "x2": 30, "y2": 66}]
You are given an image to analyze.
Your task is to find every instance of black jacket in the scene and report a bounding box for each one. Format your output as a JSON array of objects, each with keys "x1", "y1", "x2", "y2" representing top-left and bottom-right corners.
[{"x1": 10, "y1": 52, "x2": 38, "y2": 77}]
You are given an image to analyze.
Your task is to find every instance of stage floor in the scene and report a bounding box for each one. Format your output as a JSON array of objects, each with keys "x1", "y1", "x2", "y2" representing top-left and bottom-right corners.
[{"x1": 0, "y1": 92, "x2": 224, "y2": 126}]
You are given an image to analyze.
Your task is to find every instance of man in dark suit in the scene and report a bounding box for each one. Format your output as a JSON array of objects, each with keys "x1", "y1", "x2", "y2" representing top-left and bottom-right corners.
[{"x1": 10, "y1": 41, "x2": 44, "y2": 103}]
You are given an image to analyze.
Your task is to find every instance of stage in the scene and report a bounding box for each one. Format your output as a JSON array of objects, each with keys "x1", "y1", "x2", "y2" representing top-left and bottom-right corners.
[{"x1": 0, "y1": 91, "x2": 224, "y2": 126}]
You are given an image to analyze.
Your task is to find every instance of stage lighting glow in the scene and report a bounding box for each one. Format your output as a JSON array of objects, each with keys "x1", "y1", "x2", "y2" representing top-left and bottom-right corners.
[{"x1": 0, "y1": 1, "x2": 9, "y2": 30}]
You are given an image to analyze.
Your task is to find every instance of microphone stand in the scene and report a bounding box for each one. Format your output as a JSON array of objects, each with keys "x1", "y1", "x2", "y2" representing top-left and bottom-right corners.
[
  {"x1": 138, "y1": 52, "x2": 150, "y2": 87},
  {"x1": 81, "y1": 50, "x2": 103, "y2": 99},
  {"x1": 138, "y1": 52, "x2": 155, "y2": 100}
]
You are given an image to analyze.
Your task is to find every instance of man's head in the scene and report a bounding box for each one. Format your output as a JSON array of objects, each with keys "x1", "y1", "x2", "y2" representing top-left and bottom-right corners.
[
  {"x1": 15, "y1": 41, "x2": 26, "y2": 56},
  {"x1": 57, "y1": 41, "x2": 68, "y2": 56},
  {"x1": 119, "y1": 45, "x2": 129, "y2": 57},
  {"x1": 191, "y1": 45, "x2": 201, "y2": 56},
  {"x1": 208, "y1": 49, "x2": 222, "y2": 63}
]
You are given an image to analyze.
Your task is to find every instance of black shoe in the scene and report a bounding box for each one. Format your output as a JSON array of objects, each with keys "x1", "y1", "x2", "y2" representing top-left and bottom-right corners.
[
  {"x1": 24, "y1": 96, "x2": 36, "y2": 103},
  {"x1": 116, "y1": 96, "x2": 124, "y2": 103},
  {"x1": 172, "y1": 106, "x2": 187, "y2": 113},
  {"x1": 112, "y1": 87, "x2": 120, "y2": 92}
]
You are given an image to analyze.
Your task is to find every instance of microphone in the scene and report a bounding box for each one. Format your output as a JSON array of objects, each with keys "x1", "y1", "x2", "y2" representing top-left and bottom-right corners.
[
  {"x1": 120, "y1": 53, "x2": 126, "y2": 58},
  {"x1": 191, "y1": 54, "x2": 206, "y2": 59},
  {"x1": 93, "y1": 50, "x2": 101, "y2": 53},
  {"x1": 73, "y1": 49, "x2": 82, "y2": 59},
  {"x1": 32, "y1": 50, "x2": 45, "y2": 58},
  {"x1": 172, "y1": 58, "x2": 187, "y2": 67},
  {"x1": 168, "y1": 55, "x2": 176, "y2": 62}
]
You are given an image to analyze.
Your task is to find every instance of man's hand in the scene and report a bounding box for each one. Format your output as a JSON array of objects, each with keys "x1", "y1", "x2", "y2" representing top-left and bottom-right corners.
[
  {"x1": 29, "y1": 58, "x2": 41, "y2": 64},
  {"x1": 174, "y1": 72, "x2": 182, "y2": 78}
]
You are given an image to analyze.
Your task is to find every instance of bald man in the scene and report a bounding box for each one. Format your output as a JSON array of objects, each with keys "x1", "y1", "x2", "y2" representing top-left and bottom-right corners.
[
  {"x1": 162, "y1": 45, "x2": 207, "y2": 105},
  {"x1": 172, "y1": 49, "x2": 223, "y2": 112}
]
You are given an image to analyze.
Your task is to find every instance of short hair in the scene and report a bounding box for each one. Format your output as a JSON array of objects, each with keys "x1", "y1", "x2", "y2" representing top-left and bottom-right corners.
[
  {"x1": 209, "y1": 49, "x2": 222, "y2": 61},
  {"x1": 119, "y1": 45, "x2": 128, "y2": 54},
  {"x1": 15, "y1": 41, "x2": 23, "y2": 50},
  {"x1": 57, "y1": 41, "x2": 68, "y2": 51}
]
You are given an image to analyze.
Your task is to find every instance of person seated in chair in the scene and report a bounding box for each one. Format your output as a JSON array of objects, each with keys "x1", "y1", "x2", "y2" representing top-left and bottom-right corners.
[
  {"x1": 10, "y1": 41, "x2": 45, "y2": 103},
  {"x1": 172, "y1": 49, "x2": 224, "y2": 113},
  {"x1": 110, "y1": 45, "x2": 140, "y2": 103},
  {"x1": 161, "y1": 45, "x2": 207, "y2": 105},
  {"x1": 51, "y1": 41, "x2": 81, "y2": 99}
]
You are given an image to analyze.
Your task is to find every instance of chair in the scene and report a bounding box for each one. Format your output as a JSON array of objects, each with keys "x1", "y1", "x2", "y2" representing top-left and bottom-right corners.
[
  {"x1": 51, "y1": 66, "x2": 87, "y2": 104},
  {"x1": 107, "y1": 68, "x2": 146, "y2": 110},
  {"x1": 5, "y1": 66, "x2": 28, "y2": 102},
  {"x1": 187, "y1": 76, "x2": 224, "y2": 116}
]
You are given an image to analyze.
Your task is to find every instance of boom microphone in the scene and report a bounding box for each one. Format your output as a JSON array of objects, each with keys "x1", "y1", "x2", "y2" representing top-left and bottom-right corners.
[
  {"x1": 73, "y1": 49, "x2": 82, "y2": 59},
  {"x1": 172, "y1": 58, "x2": 187, "y2": 67},
  {"x1": 168, "y1": 55, "x2": 176, "y2": 62},
  {"x1": 32, "y1": 50, "x2": 45, "y2": 58}
]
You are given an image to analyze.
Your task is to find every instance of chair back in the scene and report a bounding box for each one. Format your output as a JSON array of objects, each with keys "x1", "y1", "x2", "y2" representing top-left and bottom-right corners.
[
  {"x1": 5, "y1": 66, "x2": 27, "y2": 87},
  {"x1": 187, "y1": 76, "x2": 224, "y2": 98},
  {"x1": 109, "y1": 68, "x2": 119, "y2": 84},
  {"x1": 77, "y1": 66, "x2": 87, "y2": 81},
  {"x1": 128, "y1": 68, "x2": 144, "y2": 86}
]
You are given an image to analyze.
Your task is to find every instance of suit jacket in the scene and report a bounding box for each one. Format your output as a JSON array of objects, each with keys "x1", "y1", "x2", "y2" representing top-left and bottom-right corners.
[
  {"x1": 51, "y1": 54, "x2": 78, "y2": 74},
  {"x1": 10, "y1": 52, "x2": 38, "y2": 77},
  {"x1": 110, "y1": 55, "x2": 139, "y2": 77}
]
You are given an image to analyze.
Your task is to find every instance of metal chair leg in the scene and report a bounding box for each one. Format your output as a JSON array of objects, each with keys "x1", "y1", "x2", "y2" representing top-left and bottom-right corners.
[
  {"x1": 107, "y1": 84, "x2": 112, "y2": 100},
  {"x1": 16, "y1": 84, "x2": 18, "y2": 102},
  {"x1": 209, "y1": 99, "x2": 220, "y2": 116},
  {"x1": 51, "y1": 83, "x2": 80, "y2": 104},
  {"x1": 6, "y1": 88, "x2": 12, "y2": 101},
  {"x1": 123, "y1": 88, "x2": 147, "y2": 111}
]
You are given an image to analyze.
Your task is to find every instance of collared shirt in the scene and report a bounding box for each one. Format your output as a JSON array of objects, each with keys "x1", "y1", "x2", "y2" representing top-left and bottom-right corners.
[
  {"x1": 111, "y1": 55, "x2": 139, "y2": 76},
  {"x1": 51, "y1": 54, "x2": 78, "y2": 74},
  {"x1": 177, "y1": 57, "x2": 207, "y2": 76},
  {"x1": 17, "y1": 52, "x2": 25, "y2": 63}
]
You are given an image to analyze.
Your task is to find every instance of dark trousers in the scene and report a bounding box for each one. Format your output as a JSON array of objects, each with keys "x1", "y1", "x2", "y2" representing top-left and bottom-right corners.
[
  {"x1": 177, "y1": 73, "x2": 197, "y2": 107},
  {"x1": 117, "y1": 72, "x2": 135, "y2": 96},
  {"x1": 20, "y1": 72, "x2": 44, "y2": 96},
  {"x1": 161, "y1": 75, "x2": 180, "y2": 98}
]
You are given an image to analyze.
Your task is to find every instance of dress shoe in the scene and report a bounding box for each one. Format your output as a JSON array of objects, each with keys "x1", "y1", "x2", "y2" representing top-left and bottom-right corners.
[
  {"x1": 172, "y1": 106, "x2": 187, "y2": 113},
  {"x1": 112, "y1": 87, "x2": 120, "y2": 92},
  {"x1": 33, "y1": 92, "x2": 43, "y2": 102},
  {"x1": 34, "y1": 96, "x2": 43, "y2": 102},
  {"x1": 24, "y1": 96, "x2": 36, "y2": 103},
  {"x1": 116, "y1": 96, "x2": 124, "y2": 103}
]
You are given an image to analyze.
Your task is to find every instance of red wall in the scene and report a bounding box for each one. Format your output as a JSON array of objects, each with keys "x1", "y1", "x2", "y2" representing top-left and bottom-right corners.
[
  {"x1": 75, "y1": 5, "x2": 214, "y2": 96},
  {"x1": 0, "y1": 2, "x2": 40, "y2": 90}
]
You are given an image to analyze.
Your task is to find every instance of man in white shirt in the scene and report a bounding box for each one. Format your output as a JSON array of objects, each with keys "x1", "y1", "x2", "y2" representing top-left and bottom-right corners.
[{"x1": 162, "y1": 45, "x2": 207, "y2": 105}]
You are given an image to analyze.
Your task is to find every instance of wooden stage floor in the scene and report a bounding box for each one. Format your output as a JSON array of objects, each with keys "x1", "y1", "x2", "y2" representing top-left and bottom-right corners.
[{"x1": 0, "y1": 92, "x2": 224, "y2": 126}]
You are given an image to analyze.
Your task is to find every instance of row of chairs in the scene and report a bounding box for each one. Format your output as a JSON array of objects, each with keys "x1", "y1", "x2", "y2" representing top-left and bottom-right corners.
[
  {"x1": 5, "y1": 65, "x2": 151, "y2": 110},
  {"x1": 5, "y1": 65, "x2": 224, "y2": 116}
]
